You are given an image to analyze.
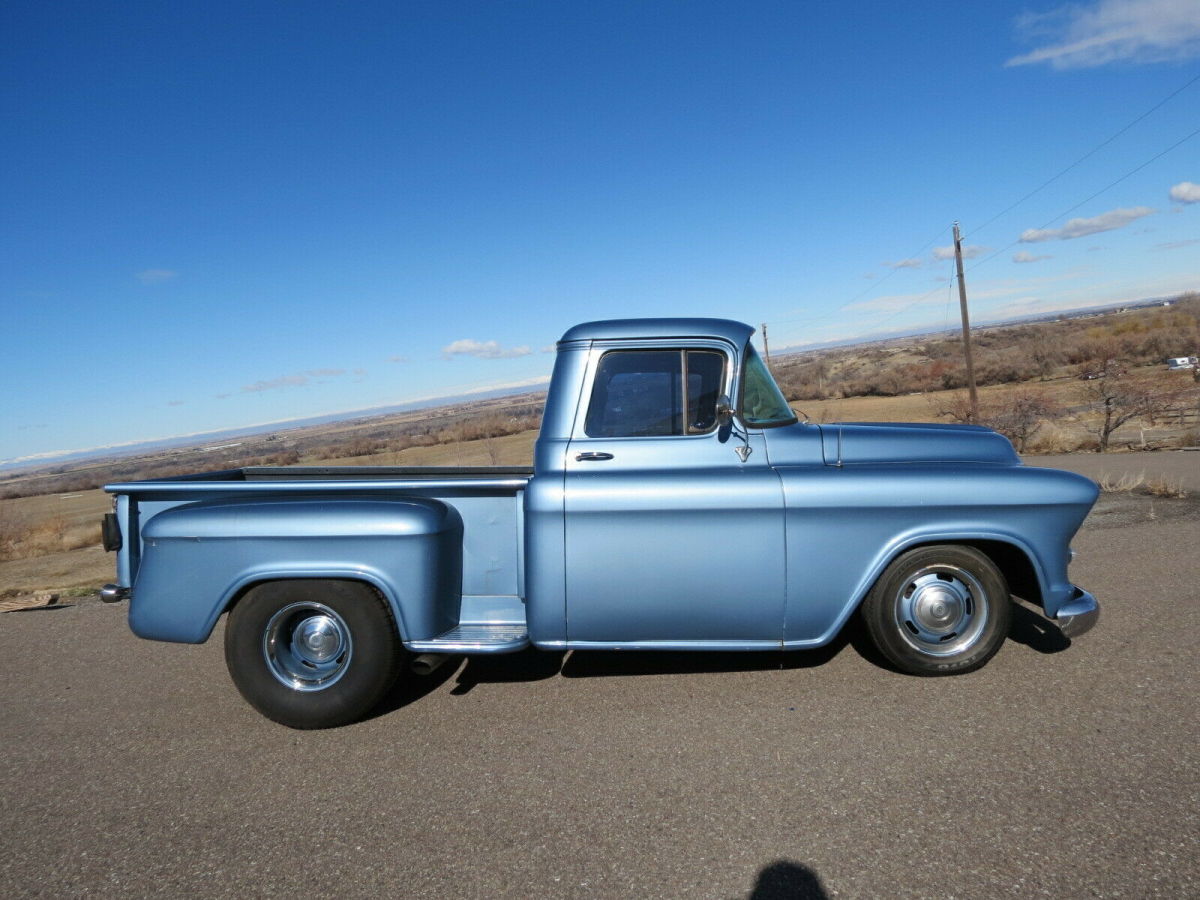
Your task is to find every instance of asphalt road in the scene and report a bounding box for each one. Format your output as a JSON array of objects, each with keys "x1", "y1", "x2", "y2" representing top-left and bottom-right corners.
[{"x1": 2, "y1": 454, "x2": 1198, "y2": 898}]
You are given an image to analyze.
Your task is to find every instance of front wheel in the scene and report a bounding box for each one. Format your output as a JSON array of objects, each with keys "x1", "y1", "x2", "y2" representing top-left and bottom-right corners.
[
  {"x1": 861, "y1": 545, "x2": 1012, "y2": 676},
  {"x1": 224, "y1": 580, "x2": 403, "y2": 728}
]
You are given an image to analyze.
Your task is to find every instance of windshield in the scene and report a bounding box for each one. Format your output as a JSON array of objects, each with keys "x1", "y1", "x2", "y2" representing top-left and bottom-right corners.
[{"x1": 740, "y1": 344, "x2": 797, "y2": 427}]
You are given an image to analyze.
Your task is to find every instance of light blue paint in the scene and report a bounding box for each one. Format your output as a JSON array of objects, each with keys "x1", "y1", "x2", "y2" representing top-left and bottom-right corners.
[{"x1": 106, "y1": 318, "x2": 1098, "y2": 658}]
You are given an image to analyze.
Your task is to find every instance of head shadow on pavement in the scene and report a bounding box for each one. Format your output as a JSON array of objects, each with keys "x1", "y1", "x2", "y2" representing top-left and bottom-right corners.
[{"x1": 745, "y1": 859, "x2": 830, "y2": 900}]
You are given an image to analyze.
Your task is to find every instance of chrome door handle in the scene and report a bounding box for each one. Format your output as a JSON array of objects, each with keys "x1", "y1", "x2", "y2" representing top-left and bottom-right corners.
[{"x1": 575, "y1": 452, "x2": 614, "y2": 462}]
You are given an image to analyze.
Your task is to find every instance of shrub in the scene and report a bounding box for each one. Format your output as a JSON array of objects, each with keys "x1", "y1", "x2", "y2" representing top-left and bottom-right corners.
[{"x1": 1023, "y1": 423, "x2": 1088, "y2": 455}]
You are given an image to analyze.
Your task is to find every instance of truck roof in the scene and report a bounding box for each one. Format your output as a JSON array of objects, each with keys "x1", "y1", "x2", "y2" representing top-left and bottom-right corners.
[{"x1": 559, "y1": 318, "x2": 756, "y2": 346}]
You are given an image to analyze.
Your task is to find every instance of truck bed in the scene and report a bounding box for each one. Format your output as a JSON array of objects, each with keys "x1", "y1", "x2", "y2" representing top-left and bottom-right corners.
[{"x1": 105, "y1": 465, "x2": 534, "y2": 649}]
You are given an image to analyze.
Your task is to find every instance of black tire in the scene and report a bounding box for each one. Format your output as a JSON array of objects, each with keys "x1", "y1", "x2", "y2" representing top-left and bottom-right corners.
[
  {"x1": 861, "y1": 545, "x2": 1011, "y2": 676},
  {"x1": 224, "y1": 579, "x2": 403, "y2": 729}
]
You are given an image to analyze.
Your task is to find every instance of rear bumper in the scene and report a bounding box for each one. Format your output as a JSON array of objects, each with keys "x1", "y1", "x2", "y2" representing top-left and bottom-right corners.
[
  {"x1": 1055, "y1": 588, "x2": 1099, "y2": 639},
  {"x1": 100, "y1": 584, "x2": 129, "y2": 603}
]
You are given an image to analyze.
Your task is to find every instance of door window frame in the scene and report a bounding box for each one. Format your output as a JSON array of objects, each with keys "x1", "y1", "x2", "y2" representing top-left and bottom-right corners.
[{"x1": 572, "y1": 340, "x2": 734, "y2": 441}]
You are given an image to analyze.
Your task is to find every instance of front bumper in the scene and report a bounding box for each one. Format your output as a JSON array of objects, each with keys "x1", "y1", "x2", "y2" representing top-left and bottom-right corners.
[{"x1": 1055, "y1": 588, "x2": 1099, "y2": 639}]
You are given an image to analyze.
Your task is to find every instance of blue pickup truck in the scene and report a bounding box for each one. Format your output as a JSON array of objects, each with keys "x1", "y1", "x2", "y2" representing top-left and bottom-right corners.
[{"x1": 102, "y1": 318, "x2": 1099, "y2": 728}]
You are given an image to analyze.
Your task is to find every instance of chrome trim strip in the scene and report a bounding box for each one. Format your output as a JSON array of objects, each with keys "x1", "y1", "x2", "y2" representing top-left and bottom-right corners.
[{"x1": 104, "y1": 478, "x2": 531, "y2": 494}]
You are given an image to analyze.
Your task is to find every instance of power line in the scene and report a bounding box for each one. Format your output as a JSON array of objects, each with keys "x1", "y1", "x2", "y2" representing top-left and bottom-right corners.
[
  {"x1": 831, "y1": 227, "x2": 951, "y2": 312},
  {"x1": 768, "y1": 73, "x2": 1200, "y2": 348},
  {"x1": 963, "y1": 72, "x2": 1200, "y2": 243},
  {"x1": 768, "y1": 226, "x2": 951, "y2": 333},
  {"x1": 966, "y1": 124, "x2": 1200, "y2": 277},
  {"x1": 814, "y1": 73, "x2": 1200, "y2": 334}
]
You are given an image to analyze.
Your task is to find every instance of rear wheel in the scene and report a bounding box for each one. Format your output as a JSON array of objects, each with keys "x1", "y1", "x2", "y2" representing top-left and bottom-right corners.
[
  {"x1": 224, "y1": 580, "x2": 402, "y2": 728},
  {"x1": 862, "y1": 545, "x2": 1011, "y2": 676}
]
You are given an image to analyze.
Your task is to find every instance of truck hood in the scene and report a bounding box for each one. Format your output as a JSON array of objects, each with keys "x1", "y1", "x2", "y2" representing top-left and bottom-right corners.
[{"x1": 817, "y1": 421, "x2": 1020, "y2": 467}]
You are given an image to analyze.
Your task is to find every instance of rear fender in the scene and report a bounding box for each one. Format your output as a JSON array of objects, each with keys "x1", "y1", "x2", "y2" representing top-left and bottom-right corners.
[{"x1": 130, "y1": 497, "x2": 462, "y2": 643}]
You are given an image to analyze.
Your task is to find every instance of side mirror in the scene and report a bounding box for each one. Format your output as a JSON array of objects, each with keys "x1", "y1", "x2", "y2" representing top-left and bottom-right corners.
[{"x1": 715, "y1": 394, "x2": 734, "y2": 427}]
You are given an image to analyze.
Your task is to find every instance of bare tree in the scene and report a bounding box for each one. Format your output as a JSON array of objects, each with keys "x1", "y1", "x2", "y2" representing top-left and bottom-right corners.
[
  {"x1": 1080, "y1": 362, "x2": 1179, "y2": 452},
  {"x1": 986, "y1": 392, "x2": 1061, "y2": 453},
  {"x1": 933, "y1": 390, "x2": 1059, "y2": 453},
  {"x1": 1027, "y1": 331, "x2": 1063, "y2": 381},
  {"x1": 484, "y1": 433, "x2": 502, "y2": 465}
]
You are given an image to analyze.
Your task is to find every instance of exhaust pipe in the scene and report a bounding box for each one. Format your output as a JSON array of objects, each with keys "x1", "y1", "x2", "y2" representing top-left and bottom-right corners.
[{"x1": 410, "y1": 653, "x2": 452, "y2": 676}]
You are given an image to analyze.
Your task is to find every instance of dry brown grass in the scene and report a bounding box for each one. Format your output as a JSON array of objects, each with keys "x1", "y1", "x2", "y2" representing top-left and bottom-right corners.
[
  {"x1": 1145, "y1": 474, "x2": 1188, "y2": 499},
  {"x1": 1025, "y1": 422, "x2": 1089, "y2": 454},
  {"x1": 1099, "y1": 472, "x2": 1146, "y2": 493},
  {"x1": 1097, "y1": 471, "x2": 1189, "y2": 499},
  {"x1": 0, "y1": 490, "x2": 109, "y2": 564},
  {"x1": 0, "y1": 546, "x2": 114, "y2": 597},
  {"x1": 314, "y1": 429, "x2": 539, "y2": 468}
]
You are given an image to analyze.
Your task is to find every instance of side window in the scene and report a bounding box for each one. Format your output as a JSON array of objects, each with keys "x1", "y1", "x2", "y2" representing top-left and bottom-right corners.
[{"x1": 584, "y1": 349, "x2": 726, "y2": 438}]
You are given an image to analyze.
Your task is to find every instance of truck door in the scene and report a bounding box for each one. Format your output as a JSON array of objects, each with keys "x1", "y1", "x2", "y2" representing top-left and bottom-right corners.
[{"x1": 563, "y1": 344, "x2": 786, "y2": 646}]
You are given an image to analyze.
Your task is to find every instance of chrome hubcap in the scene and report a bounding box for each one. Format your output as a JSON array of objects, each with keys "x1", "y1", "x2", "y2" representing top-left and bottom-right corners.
[
  {"x1": 893, "y1": 565, "x2": 988, "y2": 657},
  {"x1": 263, "y1": 601, "x2": 353, "y2": 691}
]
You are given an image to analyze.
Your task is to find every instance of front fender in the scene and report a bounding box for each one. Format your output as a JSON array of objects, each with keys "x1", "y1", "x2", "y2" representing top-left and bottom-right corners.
[
  {"x1": 130, "y1": 497, "x2": 462, "y2": 643},
  {"x1": 777, "y1": 463, "x2": 1097, "y2": 646}
]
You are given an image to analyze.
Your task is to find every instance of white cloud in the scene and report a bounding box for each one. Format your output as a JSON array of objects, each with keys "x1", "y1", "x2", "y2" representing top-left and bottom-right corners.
[
  {"x1": 843, "y1": 290, "x2": 945, "y2": 314},
  {"x1": 1169, "y1": 181, "x2": 1200, "y2": 203},
  {"x1": 932, "y1": 244, "x2": 989, "y2": 261},
  {"x1": 242, "y1": 374, "x2": 310, "y2": 393},
  {"x1": 387, "y1": 355, "x2": 409, "y2": 364},
  {"x1": 1013, "y1": 251, "x2": 1053, "y2": 263},
  {"x1": 442, "y1": 339, "x2": 532, "y2": 360},
  {"x1": 882, "y1": 258, "x2": 923, "y2": 270},
  {"x1": 1155, "y1": 238, "x2": 1200, "y2": 250},
  {"x1": 1019, "y1": 206, "x2": 1156, "y2": 242},
  {"x1": 238, "y1": 369, "x2": 351, "y2": 392},
  {"x1": 136, "y1": 269, "x2": 177, "y2": 285},
  {"x1": 1006, "y1": 0, "x2": 1200, "y2": 68}
]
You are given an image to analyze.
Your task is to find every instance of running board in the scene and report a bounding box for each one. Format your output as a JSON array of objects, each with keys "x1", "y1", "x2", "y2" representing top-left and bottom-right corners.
[{"x1": 406, "y1": 624, "x2": 530, "y2": 654}]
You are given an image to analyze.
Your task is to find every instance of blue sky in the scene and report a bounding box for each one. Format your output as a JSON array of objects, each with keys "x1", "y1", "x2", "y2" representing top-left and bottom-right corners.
[{"x1": 2, "y1": 0, "x2": 1198, "y2": 464}]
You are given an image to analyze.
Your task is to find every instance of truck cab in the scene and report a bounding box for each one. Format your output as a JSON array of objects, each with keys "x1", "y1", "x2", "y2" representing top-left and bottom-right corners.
[{"x1": 527, "y1": 318, "x2": 797, "y2": 649}]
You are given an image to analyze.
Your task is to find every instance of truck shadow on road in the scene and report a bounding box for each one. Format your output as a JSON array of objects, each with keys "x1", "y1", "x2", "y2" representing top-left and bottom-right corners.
[
  {"x1": 446, "y1": 626, "x2": 861, "y2": 692},
  {"x1": 371, "y1": 654, "x2": 466, "y2": 717},
  {"x1": 372, "y1": 603, "x2": 1070, "y2": 715},
  {"x1": 1008, "y1": 602, "x2": 1072, "y2": 654},
  {"x1": 560, "y1": 630, "x2": 854, "y2": 678}
]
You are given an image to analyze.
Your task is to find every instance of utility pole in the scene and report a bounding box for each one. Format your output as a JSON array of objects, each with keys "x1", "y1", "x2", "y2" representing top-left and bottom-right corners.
[
  {"x1": 953, "y1": 222, "x2": 979, "y2": 422},
  {"x1": 761, "y1": 323, "x2": 771, "y2": 367}
]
